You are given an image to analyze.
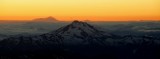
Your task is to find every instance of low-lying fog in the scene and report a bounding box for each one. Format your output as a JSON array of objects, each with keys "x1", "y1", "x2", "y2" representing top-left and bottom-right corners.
[{"x1": 0, "y1": 21, "x2": 160, "y2": 40}]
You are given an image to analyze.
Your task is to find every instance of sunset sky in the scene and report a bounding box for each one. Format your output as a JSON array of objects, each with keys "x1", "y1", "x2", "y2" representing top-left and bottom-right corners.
[{"x1": 0, "y1": 0, "x2": 160, "y2": 21}]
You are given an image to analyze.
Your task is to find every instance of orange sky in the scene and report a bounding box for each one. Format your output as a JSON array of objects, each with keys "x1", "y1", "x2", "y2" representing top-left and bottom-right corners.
[{"x1": 0, "y1": 0, "x2": 160, "y2": 21}]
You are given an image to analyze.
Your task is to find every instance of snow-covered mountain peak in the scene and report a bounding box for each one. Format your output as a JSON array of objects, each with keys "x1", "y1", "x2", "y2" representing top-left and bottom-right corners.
[
  {"x1": 70, "y1": 20, "x2": 89, "y2": 28},
  {"x1": 53, "y1": 20, "x2": 104, "y2": 38}
]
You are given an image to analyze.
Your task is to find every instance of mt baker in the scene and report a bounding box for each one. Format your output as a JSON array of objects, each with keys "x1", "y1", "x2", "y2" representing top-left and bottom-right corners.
[{"x1": 0, "y1": 20, "x2": 159, "y2": 59}]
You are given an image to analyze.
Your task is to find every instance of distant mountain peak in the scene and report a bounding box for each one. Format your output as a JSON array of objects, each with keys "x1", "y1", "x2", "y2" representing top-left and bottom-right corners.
[
  {"x1": 46, "y1": 16, "x2": 57, "y2": 20},
  {"x1": 32, "y1": 16, "x2": 58, "y2": 22}
]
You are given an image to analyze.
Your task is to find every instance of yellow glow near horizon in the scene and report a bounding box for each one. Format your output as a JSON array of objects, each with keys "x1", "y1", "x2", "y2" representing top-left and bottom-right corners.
[{"x1": 0, "y1": 0, "x2": 160, "y2": 21}]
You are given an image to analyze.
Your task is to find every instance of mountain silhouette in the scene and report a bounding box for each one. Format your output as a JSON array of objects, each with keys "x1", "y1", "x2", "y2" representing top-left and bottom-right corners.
[{"x1": 32, "y1": 16, "x2": 58, "y2": 22}]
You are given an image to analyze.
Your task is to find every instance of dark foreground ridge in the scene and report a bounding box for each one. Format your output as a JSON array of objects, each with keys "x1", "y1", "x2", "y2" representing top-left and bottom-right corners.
[{"x1": 0, "y1": 20, "x2": 160, "y2": 59}]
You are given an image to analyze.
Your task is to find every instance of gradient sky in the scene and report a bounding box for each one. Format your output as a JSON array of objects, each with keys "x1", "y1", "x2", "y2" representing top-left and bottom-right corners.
[{"x1": 0, "y1": 0, "x2": 160, "y2": 21}]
